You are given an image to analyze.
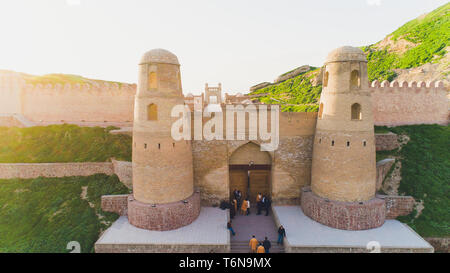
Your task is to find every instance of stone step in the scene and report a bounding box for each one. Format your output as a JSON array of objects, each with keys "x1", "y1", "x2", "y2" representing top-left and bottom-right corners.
[{"x1": 231, "y1": 241, "x2": 285, "y2": 253}]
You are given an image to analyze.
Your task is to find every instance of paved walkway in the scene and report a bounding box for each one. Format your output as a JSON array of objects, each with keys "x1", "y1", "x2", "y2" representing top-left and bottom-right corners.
[
  {"x1": 96, "y1": 207, "x2": 228, "y2": 245},
  {"x1": 229, "y1": 207, "x2": 284, "y2": 253},
  {"x1": 273, "y1": 206, "x2": 433, "y2": 252},
  {"x1": 230, "y1": 208, "x2": 278, "y2": 242}
]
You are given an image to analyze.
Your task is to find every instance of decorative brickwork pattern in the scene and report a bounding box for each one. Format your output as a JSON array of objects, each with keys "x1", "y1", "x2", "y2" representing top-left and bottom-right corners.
[
  {"x1": 301, "y1": 187, "x2": 386, "y2": 230},
  {"x1": 101, "y1": 194, "x2": 129, "y2": 216},
  {"x1": 377, "y1": 195, "x2": 415, "y2": 219},
  {"x1": 128, "y1": 191, "x2": 201, "y2": 231}
]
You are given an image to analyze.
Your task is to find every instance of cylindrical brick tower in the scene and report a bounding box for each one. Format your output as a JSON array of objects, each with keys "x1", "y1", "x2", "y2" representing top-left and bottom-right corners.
[
  {"x1": 301, "y1": 46, "x2": 385, "y2": 230},
  {"x1": 128, "y1": 48, "x2": 200, "y2": 231}
]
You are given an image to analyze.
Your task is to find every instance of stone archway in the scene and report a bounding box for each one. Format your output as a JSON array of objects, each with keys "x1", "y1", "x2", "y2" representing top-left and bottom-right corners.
[{"x1": 229, "y1": 142, "x2": 272, "y2": 204}]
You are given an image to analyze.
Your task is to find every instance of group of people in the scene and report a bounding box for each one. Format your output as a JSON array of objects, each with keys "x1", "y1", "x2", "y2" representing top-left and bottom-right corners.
[
  {"x1": 249, "y1": 235, "x2": 272, "y2": 253},
  {"x1": 255, "y1": 193, "x2": 271, "y2": 216},
  {"x1": 230, "y1": 189, "x2": 272, "y2": 218}
]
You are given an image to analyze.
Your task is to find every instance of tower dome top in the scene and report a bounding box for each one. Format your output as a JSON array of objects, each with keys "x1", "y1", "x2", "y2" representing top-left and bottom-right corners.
[
  {"x1": 140, "y1": 48, "x2": 179, "y2": 65},
  {"x1": 325, "y1": 46, "x2": 366, "y2": 63}
]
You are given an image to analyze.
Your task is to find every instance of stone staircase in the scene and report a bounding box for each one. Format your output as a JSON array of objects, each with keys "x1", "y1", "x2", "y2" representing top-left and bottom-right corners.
[{"x1": 230, "y1": 241, "x2": 285, "y2": 253}]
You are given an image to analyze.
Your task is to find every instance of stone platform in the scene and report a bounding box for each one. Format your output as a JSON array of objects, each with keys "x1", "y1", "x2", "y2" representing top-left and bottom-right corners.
[
  {"x1": 273, "y1": 206, "x2": 434, "y2": 253},
  {"x1": 95, "y1": 207, "x2": 230, "y2": 253}
]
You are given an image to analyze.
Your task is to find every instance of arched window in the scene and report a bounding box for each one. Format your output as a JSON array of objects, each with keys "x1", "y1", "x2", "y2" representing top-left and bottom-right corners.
[
  {"x1": 147, "y1": 103, "x2": 158, "y2": 121},
  {"x1": 323, "y1": 71, "x2": 329, "y2": 87},
  {"x1": 148, "y1": 72, "x2": 157, "y2": 89},
  {"x1": 350, "y1": 70, "x2": 360, "y2": 89},
  {"x1": 351, "y1": 103, "x2": 362, "y2": 120},
  {"x1": 318, "y1": 103, "x2": 324, "y2": 119}
]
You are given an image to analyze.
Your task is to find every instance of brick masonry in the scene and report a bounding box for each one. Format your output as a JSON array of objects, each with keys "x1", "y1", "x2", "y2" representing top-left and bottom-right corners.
[
  {"x1": 424, "y1": 237, "x2": 449, "y2": 253},
  {"x1": 301, "y1": 187, "x2": 386, "y2": 230},
  {"x1": 95, "y1": 243, "x2": 229, "y2": 253},
  {"x1": 111, "y1": 159, "x2": 132, "y2": 188},
  {"x1": 375, "y1": 132, "x2": 399, "y2": 151},
  {"x1": 0, "y1": 162, "x2": 114, "y2": 179},
  {"x1": 377, "y1": 194, "x2": 415, "y2": 219},
  {"x1": 101, "y1": 194, "x2": 129, "y2": 216},
  {"x1": 127, "y1": 191, "x2": 201, "y2": 231},
  {"x1": 376, "y1": 159, "x2": 395, "y2": 190}
]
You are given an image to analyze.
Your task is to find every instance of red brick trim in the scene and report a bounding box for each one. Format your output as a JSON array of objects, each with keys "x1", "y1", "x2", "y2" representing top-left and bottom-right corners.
[
  {"x1": 101, "y1": 194, "x2": 129, "y2": 216},
  {"x1": 128, "y1": 191, "x2": 201, "y2": 231},
  {"x1": 301, "y1": 187, "x2": 386, "y2": 230},
  {"x1": 377, "y1": 195, "x2": 415, "y2": 219}
]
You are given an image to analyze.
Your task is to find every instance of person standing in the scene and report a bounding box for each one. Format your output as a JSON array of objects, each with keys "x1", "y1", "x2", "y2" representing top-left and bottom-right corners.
[
  {"x1": 264, "y1": 196, "x2": 271, "y2": 216},
  {"x1": 240, "y1": 198, "x2": 248, "y2": 215},
  {"x1": 256, "y1": 193, "x2": 263, "y2": 215},
  {"x1": 245, "y1": 198, "x2": 251, "y2": 216},
  {"x1": 230, "y1": 199, "x2": 236, "y2": 219},
  {"x1": 262, "y1": 237, "x2": 271, "y2": 253},
  {"x1": 227, "y1": 221, "x2": 236, "y2": 236},
  {"x1": 257, "y1": 243, "x2": 265, "y2": 253},
  {"x1": 236, "y1": 190, "x2": 242, "y2": 212},
  {"x1": 249, "y1": 235, "x2": 258, "y2": 253},
  {"x1": 277, "y1": 225, "x2": 286, "y2": 245}
]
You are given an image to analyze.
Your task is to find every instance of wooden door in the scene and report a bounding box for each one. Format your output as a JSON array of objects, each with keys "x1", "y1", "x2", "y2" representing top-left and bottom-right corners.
[
  {"x1": 249, "y1": 170, "x2": 270, "y2": 204},
  {"x1": 229, "y1": 170, "x2": 249, "y2": 200}
]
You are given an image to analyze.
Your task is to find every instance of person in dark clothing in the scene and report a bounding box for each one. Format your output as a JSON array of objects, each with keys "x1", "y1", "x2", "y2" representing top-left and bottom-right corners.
[
  {"x1": 277, "y1": 225, "x2": 286, "y2": 245},
  {"x1": 257, "y1": 199, "x2": 262, "y2": 215},
  {"x1": 235, "y1": 190, "x2": 242, "y2": 211},
  {"x1": 263, "y1": 196, "x2": 271, "y2": 216},
  {"x1": 262, "y1": 237, "x2": 271, "y2": 253},
  {"x1": 230, "y1": 200, "x2": 236, "y2": 219},
  {"x1": 227, "y1": 221, "x2": 236, "y2": 236}
]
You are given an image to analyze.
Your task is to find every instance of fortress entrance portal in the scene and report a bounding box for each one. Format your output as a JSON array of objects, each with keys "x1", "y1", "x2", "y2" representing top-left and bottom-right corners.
[{"x1": 229, "y1": 143, "x2": 272, "y2": 203}]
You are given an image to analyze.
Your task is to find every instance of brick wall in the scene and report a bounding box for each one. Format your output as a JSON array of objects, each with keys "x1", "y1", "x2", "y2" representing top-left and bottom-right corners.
[
  {"x1": 101, "y1": 194, "x2": 129, "y2": 216},
  {"x1": 0, "y1": 162, "x2": 114, "y2": 179},
  {"x1": 111, "y1": 159, "x2": 132, "y2": 188},
  {"x1": 375, "y1": 133, "x2": 399, "y2": 151},
  {"x1": 377, "y1": 195, "x2": 415, "y2": 219},
  {"x1": 376, "y1": 159, "x2": 395, "y2": 190},
  {"x1": 371, "y1": 80, "x2": 448, "y2": 126},
  {"x1": 424, "y1": 237, "x2": 449, "y2": 253}
]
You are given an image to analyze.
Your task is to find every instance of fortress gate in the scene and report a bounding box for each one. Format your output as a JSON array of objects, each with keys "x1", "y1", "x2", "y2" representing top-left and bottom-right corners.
[{"x1": 229, "y1": 142, "x2": 272, "y2": 204}]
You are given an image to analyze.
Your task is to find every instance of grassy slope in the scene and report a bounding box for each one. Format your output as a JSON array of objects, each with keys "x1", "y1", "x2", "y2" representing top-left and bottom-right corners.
[
  {"x1": 250, "y1": 68, "x2": 322, "y2": 112},
  {"x1": 376, "y1": 125, "x2": 450, "y2": 237},
  {"x1": 0, "y1": 174, "x2": 130, "y2": 253},
  {"x1": 250, "y1": 3, "x2": 449, "y2": 110},
  {"x1": 364, "y1": 2, "x2": 450, "y2": 82},
  {"x1": 21, "y1": 73, "x2": 126, "y2": 87},
  {"x1": 0, "y1": 124, "x2": 132, "y2": 163}
]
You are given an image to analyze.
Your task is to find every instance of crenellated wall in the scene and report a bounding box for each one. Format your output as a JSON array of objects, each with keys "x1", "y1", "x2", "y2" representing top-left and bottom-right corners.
[
  {"x1": 0, "y1": 74, "x2": 447, "y2": 126},
  {"x1": 20, "y1": 82, "x2": 136, "y2": 123},
  {"x1": 370, "y1": 80, "x2": 448, "y2": 126}
]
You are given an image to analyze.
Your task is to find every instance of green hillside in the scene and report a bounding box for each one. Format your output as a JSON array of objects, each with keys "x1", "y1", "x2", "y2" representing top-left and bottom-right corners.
[
  {"x1": 364, "y1": 2, "x2": 449, "y2": 82},
  {"x1": 0, "y1": 124, "x2": 132, "y2": 163},
  {"x1": 375, "y1": 124, "x2": 450, "y2": 237},
  {"x1": 250, "y1": 3, "x2": 449, "y2": 111},
  {"x1": 0, "y1": 174, "x2": 130, "y2": 253}
]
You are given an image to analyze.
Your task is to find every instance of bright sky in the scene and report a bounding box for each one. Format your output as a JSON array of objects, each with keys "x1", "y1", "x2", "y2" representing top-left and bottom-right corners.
[{"x1": 0, "y1": 0, "x2": 447, "y2": 94}]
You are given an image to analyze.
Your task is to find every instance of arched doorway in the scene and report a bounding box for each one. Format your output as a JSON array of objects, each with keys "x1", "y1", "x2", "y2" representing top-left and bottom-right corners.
[{"x1": 229, "y1": 142, "x2": 272, "y2": 204}]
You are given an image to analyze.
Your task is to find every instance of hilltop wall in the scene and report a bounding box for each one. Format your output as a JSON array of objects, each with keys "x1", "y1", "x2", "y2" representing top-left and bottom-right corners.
[
  {"x1": 370, "y1": 80, "x2": 448, "y2": 126},
  {"x1": 20, "y1": 82, "x2": 136, "y2": 123},
  {"x1": 0, "y1": 74, "x2": 447, "y2": 126}
]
